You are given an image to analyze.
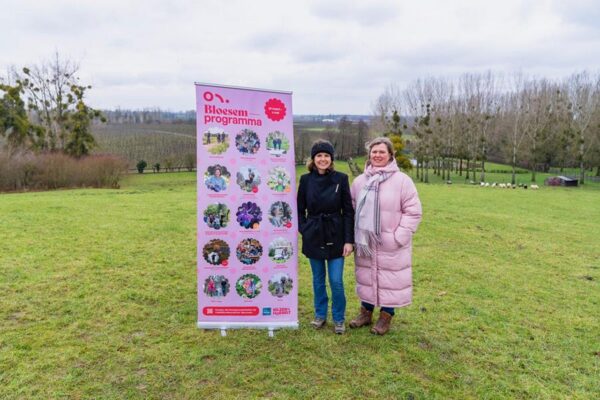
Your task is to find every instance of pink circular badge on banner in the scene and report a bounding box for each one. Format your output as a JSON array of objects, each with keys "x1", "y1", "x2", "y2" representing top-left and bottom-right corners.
[{"x1": 264, "y1": 98, "x2": 286, "y2": 121}]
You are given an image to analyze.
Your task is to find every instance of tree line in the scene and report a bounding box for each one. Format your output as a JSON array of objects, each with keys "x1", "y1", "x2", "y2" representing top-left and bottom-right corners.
[
  {"x1": 101, "y1": 109, "x2": 195, "y2": 124},
  {"x1": 373, "y1": 71, "x2": 600, "y2": 184},
  {"x1": 294, "y1": 118, "x2": 370, "y2": 164}
]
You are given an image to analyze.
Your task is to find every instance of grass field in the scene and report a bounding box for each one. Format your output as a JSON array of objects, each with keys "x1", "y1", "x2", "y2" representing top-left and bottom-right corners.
[{"x1": 1, "y1": 173, "x2": 599, "y2": 399}]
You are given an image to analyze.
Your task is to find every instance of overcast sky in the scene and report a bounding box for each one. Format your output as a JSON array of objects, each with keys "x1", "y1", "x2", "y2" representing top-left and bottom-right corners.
[{"x1": 1, "y1": 0, "x2": 599, "y2": 114}]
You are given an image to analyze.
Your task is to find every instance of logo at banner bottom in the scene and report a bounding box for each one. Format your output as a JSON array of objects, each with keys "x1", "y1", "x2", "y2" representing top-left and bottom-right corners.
[{"x1": 203, "y1": 306, "x2": 260, "y2": 316}]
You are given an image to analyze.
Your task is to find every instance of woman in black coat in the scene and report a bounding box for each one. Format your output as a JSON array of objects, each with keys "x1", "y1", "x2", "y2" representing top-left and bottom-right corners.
[{"x1": 297, "y1": 140, "x2": 354, "y2": 334}]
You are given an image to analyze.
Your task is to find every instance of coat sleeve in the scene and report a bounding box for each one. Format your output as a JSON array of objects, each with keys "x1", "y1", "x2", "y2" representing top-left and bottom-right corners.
[
  {"x1": 341, "y1": 174, "x2": 355, "y2": 244},
  {"x1": 350, "y1": 177, "x2": 360, "y2": 209},
  {"x1": 398, "y1": 176, "x2": 422, "y2": 234},
  {"x1": 297, "y1": 174, "x2": 308, "y2": 233}
]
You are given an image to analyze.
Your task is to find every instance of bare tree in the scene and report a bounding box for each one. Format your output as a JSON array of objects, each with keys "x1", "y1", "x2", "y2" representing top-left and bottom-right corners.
[
  {"x1": 323, "y1": 123, "x2": 337, "y2": 149},
  {"x1": 356, "y1": 119, "x2": 369, "y2": 155},
  {"x1": 405, "y1": 79, "x2": 434, "y2": 182},
  {"x1": 337, "y1": 116, "x2": 353, "y2": 160},
  {"x1": 524, "y1": 79, "x2": 547, "y2": 182},
  {"x1": 430, "y1": 78, "x2": 455, "y2": 181},
  {"x1": 566, "y1": 72, "x2": 599, "y2": 184},
  {"x1": 502, "y1": 73, "x2": 529, "y2": 184},
  {"x1": 371, "y1": 84, "x2": 402, "y2": 134},
  {"x1": 14, "y1": 52, "x2": 80, "y2": 150}
]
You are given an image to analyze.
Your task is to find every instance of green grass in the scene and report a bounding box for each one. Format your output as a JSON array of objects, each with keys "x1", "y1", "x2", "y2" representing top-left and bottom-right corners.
[{"x1": 1, "y1": 173, "x2": 599, "y2": 399}]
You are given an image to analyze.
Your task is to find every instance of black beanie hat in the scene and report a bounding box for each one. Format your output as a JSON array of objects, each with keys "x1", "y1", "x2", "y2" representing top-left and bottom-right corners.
[{"x1": 310, "y1": 141, "x2": 335, "y2": 160}]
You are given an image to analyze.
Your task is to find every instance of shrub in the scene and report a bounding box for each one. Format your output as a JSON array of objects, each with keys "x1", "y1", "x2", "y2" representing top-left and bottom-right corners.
[
  {"x1": 136, "y1": 160, "x2": 147, "y2": 174},
  {"x1": 153, "y1": 163, "x2": 160, "y2": 173},
  {"x1": 0, "y1": 151, "x2": 127, "y2": 192},
  {"x1": 77, "y1": 155, "x2": 128, "y2": 188},
  {"x1": 184, "y1": 153, "x2": 196, "y2": 172},
  {"x1": 163, "y1": 155, "x2": 177, "y2": 172},
  {"x1": 0, "y1": 151, "x2": 37, "y2": 191}
]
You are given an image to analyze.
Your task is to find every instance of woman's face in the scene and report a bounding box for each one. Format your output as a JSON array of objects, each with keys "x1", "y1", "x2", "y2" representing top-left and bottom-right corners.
[
  {"x1": 215, "y1": 169, "x2": 221, "y2": 177},
  {"x1": 369, "y1": 143, "x2": 391, "y2": 167},
  {"x1": 314, "y1": 152, "x2": 332, "y2": 173}
]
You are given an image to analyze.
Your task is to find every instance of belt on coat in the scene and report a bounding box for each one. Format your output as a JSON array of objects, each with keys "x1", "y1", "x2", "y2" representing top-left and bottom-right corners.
[{"x1": 307, "y1": 212, "x2": 340, "y2": 249}]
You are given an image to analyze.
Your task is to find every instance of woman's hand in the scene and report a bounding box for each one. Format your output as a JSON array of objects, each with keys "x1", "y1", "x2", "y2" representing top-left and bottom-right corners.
[{"x1": 342, "y1": 243, "x2": 354, "y2": 257}]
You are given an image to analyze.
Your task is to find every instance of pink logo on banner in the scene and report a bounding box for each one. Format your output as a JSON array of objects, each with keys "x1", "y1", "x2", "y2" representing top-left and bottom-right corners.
[
  {"x1": 264, "y1": 98, "x2": 286, "y2": 121},
  {"x1": 203, "y1": 91, "x2": 230, "y2": 104}
]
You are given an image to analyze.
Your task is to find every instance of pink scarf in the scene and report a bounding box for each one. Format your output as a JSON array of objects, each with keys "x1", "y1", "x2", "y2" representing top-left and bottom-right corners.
[{"x1": 354, "y1": 161, "x2": 399, "y2": 257}]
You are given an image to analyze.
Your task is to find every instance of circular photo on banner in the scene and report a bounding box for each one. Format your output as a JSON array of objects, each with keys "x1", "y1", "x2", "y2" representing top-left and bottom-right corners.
[
  {"x1": 203, "y1": 275, "x2": 230, "y2": 298},
  {"x1": 266, "y1": 131, "x2": 290, "y2": 157},
  {"x1": 203, "y1": 127, "x2": 230, "y2": 155},
  {"x1": 236, "y1": 166, "x2": 261, "y2": 193},
  {"x1": 268, "y1": 272, "x2": 293, "y2": 298},
  {"x1": 236, "y1": 273, "x2": 262, "y2": 299},
  {"x1": 268, "y1": 237, "x2": 293, "y2": 264},
  {"x1": 204, "y1": 164, "x2": 230, "y2": 193},
  {"x1": 203, "y1": 203, "x2": 230, "y2": 230},
  {"x1": 236, "y1": 238, "x2": 263, "y2": 265},
  {"x1": 235, "y1": 129, "x2": 260, "y2": 155},
  {"x1": 236, "y1": 201, "x2": 262, "y2": 229},
  {"x1": 202, "y1": 239, "x2": 230, "y2": 266},
  {"x1": 268, "y1": 201, "x2": 293, "y2": 228},
  {"x1": 267, "y1": 167, "x2": 291, "y2": 193}
]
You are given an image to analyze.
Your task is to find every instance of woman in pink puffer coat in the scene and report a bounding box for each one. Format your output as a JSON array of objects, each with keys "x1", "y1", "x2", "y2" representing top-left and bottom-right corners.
[{"x1": 349, "y1": 137, "x2": 422, "y2": 335}]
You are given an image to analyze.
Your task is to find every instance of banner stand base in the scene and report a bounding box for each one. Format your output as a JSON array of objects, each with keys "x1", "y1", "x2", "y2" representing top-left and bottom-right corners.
[{"x1": 198, "y1": 321, "x2": 299, "y2": 338}]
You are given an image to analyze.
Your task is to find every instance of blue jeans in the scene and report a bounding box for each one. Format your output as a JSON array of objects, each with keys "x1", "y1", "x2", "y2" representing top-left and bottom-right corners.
[
  {"x1": 362, "y1": 302, "x2": 395, "y2": 316},
  {"x1": 309, "y1": 257, "x2": 346, "y2": 323}
]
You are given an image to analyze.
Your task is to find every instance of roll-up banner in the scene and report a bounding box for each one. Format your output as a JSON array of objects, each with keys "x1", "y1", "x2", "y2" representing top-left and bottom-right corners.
[{"x1": 195, "y1": 83, "x2": 298, "y2": 335}]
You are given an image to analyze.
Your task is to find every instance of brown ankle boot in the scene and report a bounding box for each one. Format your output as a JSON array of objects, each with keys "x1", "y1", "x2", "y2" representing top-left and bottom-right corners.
[
  {"x1": 370, "y1": 311, "x2": 393, "y2": 335},
  {"x1": 349, "y1": 306, "x2": 373, "y2": 328}
]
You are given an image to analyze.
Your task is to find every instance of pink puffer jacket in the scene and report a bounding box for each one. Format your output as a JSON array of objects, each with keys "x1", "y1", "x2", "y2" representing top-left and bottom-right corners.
[{"x1": 351, "y1": 170, "x2": 422, "y2": 308}]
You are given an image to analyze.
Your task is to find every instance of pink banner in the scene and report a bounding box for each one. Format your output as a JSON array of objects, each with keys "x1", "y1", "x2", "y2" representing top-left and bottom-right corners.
[{"x1": 195, "y1": 83, "x2": 297, "y2": 331}]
